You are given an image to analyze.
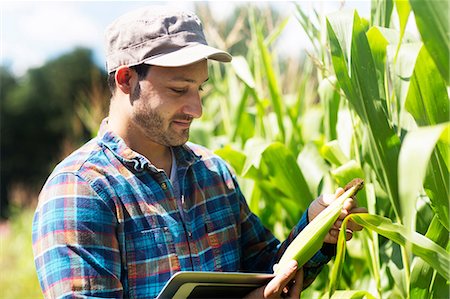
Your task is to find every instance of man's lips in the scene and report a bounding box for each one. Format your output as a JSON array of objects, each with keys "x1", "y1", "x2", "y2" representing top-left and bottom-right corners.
[{"x1": 172, "y1": 119, "x2": 192, "y2": 129}]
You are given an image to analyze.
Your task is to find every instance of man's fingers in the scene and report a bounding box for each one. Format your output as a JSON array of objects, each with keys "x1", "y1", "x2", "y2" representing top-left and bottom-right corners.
[
  {"x1": 272, "y1": 263, "x2": 279, "y2": 273},
  {"x1": 324, "y1": 228, "x2": 339, "y2": 243},
  {"x1": 325, "y1": 228, "x2": 352, "y2": 243},
  {"x1": 323, "y1": 188, "x2": 345, "y2": 206},
  {"x1": 338, "y1": 209, "x2": 349, "y2": 220},
  {"x1": 347, "y1": 207, "x2": 368, "y2": 231},
  {"x1": 265, "y1": 260, "x2": 298, "y2": 296},
  {"x1": 334, "y1": 187, "x2": 345, "y2": 197},
  {"x1": 349, "y1": 207, "x2": 368, "y2": 214},
  {"x1": 319, "y1": 194, "x2": 333, "y2": 206},
  {"x1": 286, "y1": 267, "x2": 304, "y2": 299},
  {"x1": 342, "y1": 197, "x2": 356, "y2": 211},
  {"x1": 345, "y1": 229, "x2": 353, "y2": 241},
  {"x1": 332, "y1": 219, "x2": 342, "y2": 229}
]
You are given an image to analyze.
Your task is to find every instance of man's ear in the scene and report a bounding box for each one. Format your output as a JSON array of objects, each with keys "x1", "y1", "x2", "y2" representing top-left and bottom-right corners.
[{"x1": 115, "y1": 66, "x2": 134, "y2": 94}]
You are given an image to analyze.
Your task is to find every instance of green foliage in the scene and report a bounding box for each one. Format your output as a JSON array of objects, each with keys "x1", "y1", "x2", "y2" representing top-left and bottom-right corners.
[
  {"x1": 0, "y1": 67, "x2": 19, "y2": 218},
  {"x1": 1, "y1": 48, "x2": 109, "y2": 218},
  {"x1": 0, "y1": 208, "x2": 42, "y2": 298},
  {"x1": 409, "y1": 0, "x2": 449, "y2": 84},
  {"x1": 327, "y1": 10, "x2": 402, "y2": 221},
  {"x1": 200, "y1": 1, "x2": 449, "y2": 297},
  {"x1": 321, "y1": 2, "x2": 448, "y2": 297}
]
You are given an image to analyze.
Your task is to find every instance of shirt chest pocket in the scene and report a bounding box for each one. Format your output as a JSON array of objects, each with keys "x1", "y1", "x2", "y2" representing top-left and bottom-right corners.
[{"x1": 125, "y1": 227, "x2": 180, "y2": 298}]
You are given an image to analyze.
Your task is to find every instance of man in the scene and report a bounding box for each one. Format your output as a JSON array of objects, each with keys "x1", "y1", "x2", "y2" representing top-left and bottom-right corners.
[{"x1": 32, "y1": 6, "x2": 365, "y2": 298}]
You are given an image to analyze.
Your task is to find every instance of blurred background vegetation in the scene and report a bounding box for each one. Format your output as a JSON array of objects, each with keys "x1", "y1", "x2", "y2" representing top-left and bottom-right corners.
[{"x1": 1, "y1": 1, "x2": 449, "y2": 298}]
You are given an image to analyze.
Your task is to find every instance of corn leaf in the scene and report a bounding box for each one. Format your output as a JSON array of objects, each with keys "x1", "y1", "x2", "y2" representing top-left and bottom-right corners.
[
  {"x1": 404, "y1": 45, "x2": 450, "y2": 230},
  {"x1": 294, "y1": 3, "x2": 320, "y2": 45},
  {"x1": 231, "y1": 55, "x2": 256, "y2": 88},
  {"x1": 329, "y1": 290, "x2": 377, "y2": 299},
  {"x1": 229, "y1": 56, "x2": 257, "y2": 143},
  {"x1": 367, "y1": 25, "x2": 422, "y2": 129},
  {"x1": 190, "y1": 121, "x2": 213, "y2": 148},
  {"x1": 327, "y1": 10, "x2": 401, "y2": 219},
  {"x1": 370, "y1": 0, "x2": 394, "y2": 27},
  {"x1": 299, "y1": 107, "x2": 324, "y2": 144},
  {"x1": 328, "y1": 212, "x2": 349, "y2": 295},
  {"x1": 404, "y1": 44, "x2": 450, "y2": 165},
  {"x1": 248, "y1": 184, "x2": 262, "y2": 223},
  {"x1": 431, "y1": 273, "x2": 450, "y2": 299},
  {"x1": 231, "y1": 88, "x2": 253, "y2": 143},
  {"x1": 388, "y1": 42, "x2": 422, "y2": 126},
  {"x1": 258, "y1": 180, "x2": 299, "y2": 225},
  {"x1": 366, "y1": 27, "x2": 391, "y2": 104},
  {"x1": 330, "y1": 160, "x2": 367, "y2": 208},
  {"x1": 399, "y1": 123, "x2": 450, "y2": 233},
  {"x1": 297, "y1": 142, "x2": 329, "y2": 197},
  {"x1": 252, "y1": 15, "x2": 285, "y2": 142},
  {"x1": 330, "y1": 160, "x2": 364, "y2": 188},
  {"x1": 394, "y1": 0, "x2": 411, "y2": 55},
  {"x1": 319, "y1": 76, "x2": 341, "y2": 141},
  {"x1": 265, "y1": 16, "x2": 290, "y2": 47},
  {"x1": 405, "y1": 46, "x2": 450, "y2": 127},
  {"x1": 214, "y1": 145, "x2": 246, "y2": 176},
  {"x1": 241, "y1": 138, "x2": 271, "y2": 179},
  {"x1": 261, "y1": 142, "x2": 312, "y2": 212},
  {"x1": 326, "y1": 10, "x2": 354, "y2": 98},
  {"x1": 320, "y1": 140, "x2": 350, "y2": 166},
  {"x1": 409, "y1": 0, "x2": 450, "y2": 84},
  {"x1": 362, "y1": 205, "x2": 382, "y2": 296},
  {"x1": 341, "y1": 214, "x2": 450, "y2": 281},
  {"x1": 410, "y1": 215, "x2": 449, "y2": 298}
]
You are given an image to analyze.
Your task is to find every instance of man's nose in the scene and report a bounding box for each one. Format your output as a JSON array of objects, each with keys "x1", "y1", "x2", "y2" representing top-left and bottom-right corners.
[{"x1": 183, "y1": 91, "x2": 203, "y2": 118}]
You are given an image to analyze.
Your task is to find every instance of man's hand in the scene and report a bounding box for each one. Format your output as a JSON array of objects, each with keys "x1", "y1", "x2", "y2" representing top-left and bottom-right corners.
[
  {"x1": 244, "y1": 260, "x2": 303, "y2": 299},
  {"x1": 308, "y1": 188, "x2": 367, "y2": 243}
]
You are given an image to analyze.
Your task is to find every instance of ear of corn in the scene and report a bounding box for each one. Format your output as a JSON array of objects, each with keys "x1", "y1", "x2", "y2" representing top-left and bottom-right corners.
[{"x1": 275, "y1": 179, "x2": 364, "y2": 274}]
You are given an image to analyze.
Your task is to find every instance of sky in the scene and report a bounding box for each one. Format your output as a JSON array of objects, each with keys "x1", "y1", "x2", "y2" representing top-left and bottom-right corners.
[{"x1": 0, "y1": 1, "x2": 371, "y2": 76}]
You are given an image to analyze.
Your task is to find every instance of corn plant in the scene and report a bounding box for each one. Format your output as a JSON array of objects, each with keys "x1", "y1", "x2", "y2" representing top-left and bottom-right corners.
[
  {"x1": 323, "y1": 1, "x2": 449, "y2": 296},
  {"x1": 192, "y1": 1, "x2": 449, "y2": 298}
]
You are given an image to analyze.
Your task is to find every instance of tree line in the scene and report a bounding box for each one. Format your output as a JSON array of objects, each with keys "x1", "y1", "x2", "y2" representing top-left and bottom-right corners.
[{"x1": 1, "y1": 48, "x2": 110, "y2": 218}]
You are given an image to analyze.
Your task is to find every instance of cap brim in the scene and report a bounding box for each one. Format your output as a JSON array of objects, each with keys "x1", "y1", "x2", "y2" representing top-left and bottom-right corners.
[{"x1": 142, "y1": 44, "x2": 232, "y2": 67}]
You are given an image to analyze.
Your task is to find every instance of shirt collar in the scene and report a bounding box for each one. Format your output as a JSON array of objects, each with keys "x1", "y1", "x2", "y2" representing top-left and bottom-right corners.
[{"x1": 97, "y1": 118, "x2": 201, "y2": 172}]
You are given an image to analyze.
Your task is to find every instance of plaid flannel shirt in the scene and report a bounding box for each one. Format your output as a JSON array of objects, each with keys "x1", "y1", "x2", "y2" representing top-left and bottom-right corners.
[{"x1": 32, "y1": 119, "x2": 333, "y2": 298}]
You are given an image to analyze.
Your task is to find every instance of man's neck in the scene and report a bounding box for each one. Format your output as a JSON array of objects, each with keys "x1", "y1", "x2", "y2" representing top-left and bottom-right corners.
[{"x1": 108, "y1": 111, "x2": 172, "y2": 175}]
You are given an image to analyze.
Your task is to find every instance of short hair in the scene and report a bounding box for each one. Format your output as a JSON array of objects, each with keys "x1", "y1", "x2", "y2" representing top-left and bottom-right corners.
[{"x1": 107, "y1": 64, "x2": 152, "y2": 94}]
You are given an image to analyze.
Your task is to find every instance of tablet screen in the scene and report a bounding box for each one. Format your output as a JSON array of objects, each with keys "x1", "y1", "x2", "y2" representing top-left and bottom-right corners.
[{"x1": 188, "y1": 285, "x2": 257, "y2": 298}]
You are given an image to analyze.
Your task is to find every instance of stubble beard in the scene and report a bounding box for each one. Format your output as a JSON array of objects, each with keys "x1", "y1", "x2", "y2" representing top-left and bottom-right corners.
[{"x1": 131, "y1": 83, "x2": 190, "y2": 147}]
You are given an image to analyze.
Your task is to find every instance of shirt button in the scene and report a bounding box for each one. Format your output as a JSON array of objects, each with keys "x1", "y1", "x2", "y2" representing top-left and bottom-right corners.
[
  {"x1": 161, "y1": 182, "x2": 167, "y2": 190},
  {"x1": 188, "y1": 231, "x2": 192, "y2": 238}
]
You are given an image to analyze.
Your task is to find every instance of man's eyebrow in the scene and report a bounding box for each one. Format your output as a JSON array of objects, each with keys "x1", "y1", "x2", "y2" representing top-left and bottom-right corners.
[{"x1": 169, "y1": 77, "x2": 209, "y2": 84}]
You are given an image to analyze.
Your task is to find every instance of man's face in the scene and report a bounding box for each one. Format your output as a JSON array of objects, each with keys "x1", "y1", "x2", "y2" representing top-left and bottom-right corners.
[{"x1": 130, "y1": 60, "x2": 208, "y2": 147}]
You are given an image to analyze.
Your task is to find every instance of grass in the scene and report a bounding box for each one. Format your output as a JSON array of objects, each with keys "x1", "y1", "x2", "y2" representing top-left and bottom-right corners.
[{"x1": 0, "y1": 207, "x2": 42, "y2": 299}]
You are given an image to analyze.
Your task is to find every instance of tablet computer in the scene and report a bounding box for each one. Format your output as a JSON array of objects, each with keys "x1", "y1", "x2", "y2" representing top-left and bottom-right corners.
[{"x1": 157, "y1": 271, "x2": 275, "y2": 299}]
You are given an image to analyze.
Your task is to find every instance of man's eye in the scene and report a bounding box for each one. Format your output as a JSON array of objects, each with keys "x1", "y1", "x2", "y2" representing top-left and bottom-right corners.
[{"x1": 170, "y1": 88, "x2": 186, "y2": 94}]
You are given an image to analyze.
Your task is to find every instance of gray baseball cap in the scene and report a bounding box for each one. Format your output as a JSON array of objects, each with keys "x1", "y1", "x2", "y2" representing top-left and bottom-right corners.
[{"x1": 105, "y1": 6, "x2": 232, "y2": 73}]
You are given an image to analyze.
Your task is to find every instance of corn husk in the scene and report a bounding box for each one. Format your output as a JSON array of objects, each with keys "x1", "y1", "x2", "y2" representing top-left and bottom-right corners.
[{"x1": 275, "y1": 179, "x2": 364, "y2": 273}]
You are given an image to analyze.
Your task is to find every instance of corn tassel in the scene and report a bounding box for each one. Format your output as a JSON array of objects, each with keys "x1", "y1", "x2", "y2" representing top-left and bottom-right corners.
[{"x1": 275, "y1": 179, "x2": 364, "y2": 273}]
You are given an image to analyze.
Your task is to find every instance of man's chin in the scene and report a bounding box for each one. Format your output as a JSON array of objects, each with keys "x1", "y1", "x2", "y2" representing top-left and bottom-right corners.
[{"x1": 166, "y1": 132, "x2": 189, "y2": 147}]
